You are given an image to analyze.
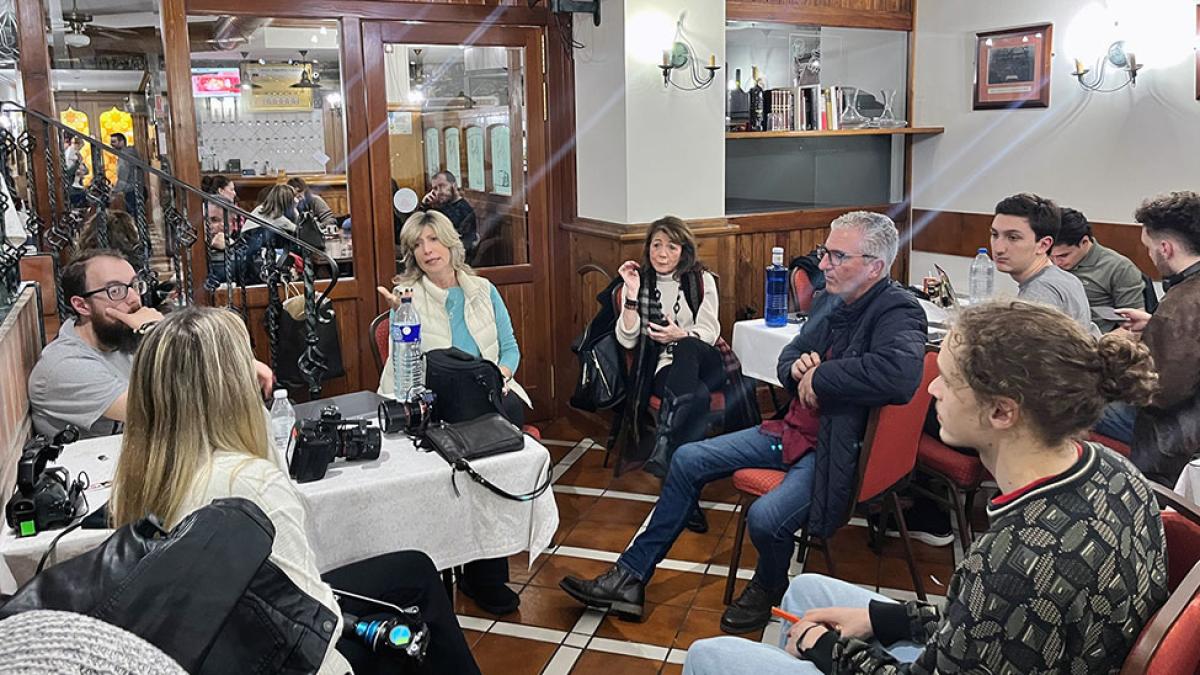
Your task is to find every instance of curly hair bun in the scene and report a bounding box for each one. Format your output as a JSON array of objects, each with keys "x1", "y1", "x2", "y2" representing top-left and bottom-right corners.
[{"x1": 1096, "y1": 333, "x2": 1158, "y2": 407}]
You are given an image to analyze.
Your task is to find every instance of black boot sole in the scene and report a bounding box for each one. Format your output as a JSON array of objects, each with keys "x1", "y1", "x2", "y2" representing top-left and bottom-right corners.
[
  {"x1": 558, "y1": 580, "x2": 645, "y2": 622},
  {"x1": 719, "y1": 613, "x2": 770, "y2": 635}
]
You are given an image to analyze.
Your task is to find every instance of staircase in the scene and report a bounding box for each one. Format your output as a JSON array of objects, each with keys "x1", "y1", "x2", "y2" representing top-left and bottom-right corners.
[{"x1": 0, "y1": 100, "x2": 342, "y2": 396}]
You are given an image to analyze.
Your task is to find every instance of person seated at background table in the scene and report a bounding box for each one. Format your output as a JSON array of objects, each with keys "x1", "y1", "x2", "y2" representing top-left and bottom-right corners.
[
  {"x1": 421, "y1": 171, "x2": 478, "y2": 262},
  {"x1": 27, "y1": 250, "x2": 272, "y2": 439},
  {"x1": 233, "y1": 184, "x2": 299, "y2": 284},
  {"x1": 990, "y1": 192, "x2": 1097, "y2": 334},
  {"x1": 288, "y1": 176, "x2": 338, "y2": 232},
  {"x1": 610, "y1": 215, "x2": 723, "y2": 534},
  {"x1": 109, "y1": 306, "x2": 480, "y2": 675},
  {"x1": 683, "y1": 300, "x2": 1166, "y2": 675},
  {"x1": 376, "y1": 210, "x2": 528, "y2": 616},
  {"x1": 1050, "y1": 206, "x2": 1146, "y2": 332},
  {"x1": 200, "y1": 175, "x2": 243, "y2": 286},
  {"x1": 560, "y1": 212, "x2": 927, "y2": 634},
  {"x1": 1103, "y1": 191, "x2": 1200, "y2": 485}
]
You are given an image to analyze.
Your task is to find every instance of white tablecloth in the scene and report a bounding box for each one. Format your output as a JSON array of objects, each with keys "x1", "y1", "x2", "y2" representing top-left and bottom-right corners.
[
  {"x1": 1174, "y1": 459, "x2": 1200, "y2": 505},
  {"x1": 0, "y1": 431, "x2": 558, "y2": 592},
  {"x1": 731, "y1": 300, "x2": 951, "y2": 387}
]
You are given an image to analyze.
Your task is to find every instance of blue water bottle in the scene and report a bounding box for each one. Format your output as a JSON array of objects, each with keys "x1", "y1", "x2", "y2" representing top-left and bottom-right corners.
[{"x1": 764, "y1": 246, "x2": 788, "y2": 327}]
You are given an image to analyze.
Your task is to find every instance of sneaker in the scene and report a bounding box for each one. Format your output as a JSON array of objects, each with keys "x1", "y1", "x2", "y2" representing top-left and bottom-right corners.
[{"x1": 874, "y1": 500, "x2": 954, "y2": 548}]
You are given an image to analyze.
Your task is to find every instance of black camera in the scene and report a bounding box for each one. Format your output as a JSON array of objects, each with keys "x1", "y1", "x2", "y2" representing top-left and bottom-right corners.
[
  {"x1": 288, "y1": 405, "x2": 383, "y2": 483},
  {"x1": 5, "y1": 426, "x2": 85, "y2": 537},
  {"x1": 378, "y1": 390, "x2": 436, "y2": 435}
]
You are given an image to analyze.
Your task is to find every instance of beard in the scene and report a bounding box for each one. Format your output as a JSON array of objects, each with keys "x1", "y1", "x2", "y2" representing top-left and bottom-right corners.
[{"x1": 90, "y1": 312, "x2": 140, "y2": 353}]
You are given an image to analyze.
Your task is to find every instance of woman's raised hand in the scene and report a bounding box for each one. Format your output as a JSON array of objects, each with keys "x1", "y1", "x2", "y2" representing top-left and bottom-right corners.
[
  {"x1": 618, "y1": 260, "x2": 641, "y2": 299},
  {"x1": 376, "y1": 286, "x2": 411, "y2": 310}
]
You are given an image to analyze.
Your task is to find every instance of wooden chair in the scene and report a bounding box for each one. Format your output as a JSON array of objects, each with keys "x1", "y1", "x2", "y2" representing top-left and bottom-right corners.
[
  {"x1": 1120, "y1": 483, "x2": 1200, "y2": 674},
  {"x1": 724, "y1": 349, "x2": 939, "y2": 604}
]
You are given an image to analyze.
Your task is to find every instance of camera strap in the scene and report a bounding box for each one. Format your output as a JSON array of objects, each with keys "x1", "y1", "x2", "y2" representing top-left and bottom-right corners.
[{"x1": 449, "y1": 457, "x2": 552, "y2": 503}]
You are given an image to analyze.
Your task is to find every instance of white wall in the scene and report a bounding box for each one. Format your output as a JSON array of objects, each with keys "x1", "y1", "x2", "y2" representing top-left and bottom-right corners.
[
  {"x1": 575, "y1": 0, "x2": 725, "y2": 224},
  {"x1": 911, "y1": 0, "x2": 1200, "y2": 226}
]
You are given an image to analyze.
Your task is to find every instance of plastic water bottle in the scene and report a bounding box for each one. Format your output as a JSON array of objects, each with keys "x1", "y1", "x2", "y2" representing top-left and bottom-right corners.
[
  {"x1": 764, "y1": 246, "x2": 788, "y2": 327},
  {"x1": 391, "y1": 296, "x2": 425, "y2": 398},
  {"x1": 969, "y1": 247, "x2": 996, "y2": 305},
  {"x1": 269, "y1": 389, "x2": 296, "y2": 454}
]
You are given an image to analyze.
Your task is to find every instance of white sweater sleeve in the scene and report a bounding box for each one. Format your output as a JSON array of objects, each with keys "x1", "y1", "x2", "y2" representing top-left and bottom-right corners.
[
  {"x1": 615, "y1": 286, "x2": 641, "y2": 349},
  {"x1": 690, "y1": 271, "x2": 721, "y2": 345}
]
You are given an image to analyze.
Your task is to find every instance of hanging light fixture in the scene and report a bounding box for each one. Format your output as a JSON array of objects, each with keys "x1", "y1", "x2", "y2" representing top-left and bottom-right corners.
[{"x1": 290, "y1": 50, "x2": 322, "y2": 89}]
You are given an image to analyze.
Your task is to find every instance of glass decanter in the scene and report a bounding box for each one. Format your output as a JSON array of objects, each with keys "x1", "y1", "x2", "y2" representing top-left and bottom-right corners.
[
  {"x1": 838, "y1": 87, "x2": 868, "y2": 129},
  {"x1": 873, "y1": 89, "x2": 906, "y2": 128}
]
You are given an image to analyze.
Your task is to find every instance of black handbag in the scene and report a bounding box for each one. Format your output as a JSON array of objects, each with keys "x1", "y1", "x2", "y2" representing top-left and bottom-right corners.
[
  {"x1": 0, "y1": 498, "x2": 337, "y2": 674},
  {"x1": 276, "y1": 296, "x2": 347, "y2": 386},
  {"x1": 421, "y1": 414, "x2": 551, "y2": 502},
  {"x1": 424, "y1": 347, "x2": 511, "y2": 424},
  {"x1": 570, "y1": 277, "x2": 627, "y2": 412}
]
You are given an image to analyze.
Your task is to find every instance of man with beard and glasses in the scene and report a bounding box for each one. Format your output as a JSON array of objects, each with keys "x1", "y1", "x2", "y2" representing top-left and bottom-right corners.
[{"x1": 28, "y1": 250, "x2": 274, "y2": 438}]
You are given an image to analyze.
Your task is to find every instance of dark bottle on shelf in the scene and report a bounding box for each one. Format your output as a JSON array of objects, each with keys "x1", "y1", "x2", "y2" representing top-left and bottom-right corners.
[
  {"x1": 727, "y1": 68, "x2": 749, "y2": 129},
  {"x1": 748, "y1": 66, "x2": 764, "y2": 132}
]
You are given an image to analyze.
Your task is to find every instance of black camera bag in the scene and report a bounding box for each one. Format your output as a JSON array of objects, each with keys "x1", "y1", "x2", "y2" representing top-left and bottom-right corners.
[
  {"x1": 420, "y1": 414, "x2": 550, "y2": 503},
  {"x1": 424, "y1": 347, "x2": 513, "y2": 425}
]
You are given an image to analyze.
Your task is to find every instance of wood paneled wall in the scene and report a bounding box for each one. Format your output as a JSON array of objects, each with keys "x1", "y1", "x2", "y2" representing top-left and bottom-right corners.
[
  {"x1": 0, "y1": 286, "x2": 44, "y2": 499},
  {"x1": 911, "y1": 209, "x2": 1159, "y2": 279},
  {"x1": 727, "y1": 0, "x2": 914, "y2": 30}
]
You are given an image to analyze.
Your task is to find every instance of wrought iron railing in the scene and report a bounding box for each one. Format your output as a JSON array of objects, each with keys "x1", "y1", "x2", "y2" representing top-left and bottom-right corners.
[{"x1": 0, "y1": 100, "x2": 340, "y2": 396}]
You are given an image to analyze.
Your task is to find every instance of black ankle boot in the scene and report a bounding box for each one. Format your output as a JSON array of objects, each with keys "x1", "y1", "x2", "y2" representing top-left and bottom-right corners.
[
  {"x1": 560, "y1": 564, "x2": 646, "y2": 621},
  {"x1": 720, "y1": 577, "x2": 784, "y2": 634},
  {"x1": 645, "y1": 392, "x2": 698, "y2": 478},
  {"x1": 685, "y1": 505, "x2": 709, "y2": 534}
]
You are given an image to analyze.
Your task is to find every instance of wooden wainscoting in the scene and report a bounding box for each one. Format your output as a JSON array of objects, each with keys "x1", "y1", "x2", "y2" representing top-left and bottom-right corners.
[
  {"x1": 0, "y1": 286, "x2": 44, "y2": 496},
  {"x1": 911, "y1": 209, "x2": 1159, "y2": 279}
]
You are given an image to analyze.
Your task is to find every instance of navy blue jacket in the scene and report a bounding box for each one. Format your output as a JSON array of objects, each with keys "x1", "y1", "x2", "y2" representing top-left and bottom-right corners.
[{"x1": 775, "y1": 279, "x2": 927, "y2": 537}]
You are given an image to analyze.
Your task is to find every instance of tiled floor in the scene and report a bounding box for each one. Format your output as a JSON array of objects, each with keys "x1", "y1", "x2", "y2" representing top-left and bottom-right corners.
[{"x1": 457, "y1": 417, "x2": 958, "y2": 673}]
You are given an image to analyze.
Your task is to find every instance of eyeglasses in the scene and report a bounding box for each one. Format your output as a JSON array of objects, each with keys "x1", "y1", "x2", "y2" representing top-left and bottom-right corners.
[
  {"x1": 79, "y1": 279, "x2": 147, "y2": 302},
  {"x1": 816, "y1": 244, "x2": 876, "y2": 267}
]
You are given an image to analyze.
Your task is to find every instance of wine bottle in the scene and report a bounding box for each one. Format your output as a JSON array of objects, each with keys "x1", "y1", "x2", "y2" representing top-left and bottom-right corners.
[{"x1": 748, "y1": 66, "x2": 764, "y2": 132}]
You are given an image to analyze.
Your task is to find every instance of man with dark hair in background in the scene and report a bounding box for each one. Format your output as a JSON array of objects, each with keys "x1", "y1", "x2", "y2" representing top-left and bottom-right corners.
[
  {"x1": 1050, "y1": 206, "x2": 1146, "y2": 332},
  {"x1": 110, "y1": 133, "x2": 141, "y2": 222},
  {"x1": 991, "y1": 193, "x2": 1097, "y2": 334},
  {"x1": 422, "y1": 170, "x2": 478, "y2": 261},
  {"x1": 1107, "y1": 191, "x2": 1200, "y2": 484}
]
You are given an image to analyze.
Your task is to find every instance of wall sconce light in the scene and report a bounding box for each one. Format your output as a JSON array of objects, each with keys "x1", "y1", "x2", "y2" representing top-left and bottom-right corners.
[
  {"x1": 1072, "y1": 40, "x2": 1143, "y2": 92},
  {"x1": 658, "y1": 40, "x2": 720, "y2": 90}
]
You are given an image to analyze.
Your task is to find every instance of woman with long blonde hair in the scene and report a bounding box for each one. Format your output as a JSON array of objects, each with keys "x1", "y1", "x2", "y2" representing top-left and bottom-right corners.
[
  {"x1": 111, "y1": 306, "x2": 479, "y2": 675},
  {"x1": 375, "y1": 209, "x2": 527, "y2": 616}
]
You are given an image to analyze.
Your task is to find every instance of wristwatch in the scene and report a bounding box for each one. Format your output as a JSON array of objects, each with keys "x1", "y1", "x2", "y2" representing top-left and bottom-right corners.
[{"x1": 623, "y1": 297, "x2": 638, "y2": 310}]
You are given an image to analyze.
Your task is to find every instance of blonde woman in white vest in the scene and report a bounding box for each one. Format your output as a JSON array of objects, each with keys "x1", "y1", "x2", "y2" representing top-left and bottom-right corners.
[{"x1": 376, "y1": 209, "x2": 529, "y2": 616}]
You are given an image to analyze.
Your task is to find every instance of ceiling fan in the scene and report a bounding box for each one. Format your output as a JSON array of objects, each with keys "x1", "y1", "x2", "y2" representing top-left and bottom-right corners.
[{"x1": 48, "y1": 0, "x2": 141, "y2": 50}]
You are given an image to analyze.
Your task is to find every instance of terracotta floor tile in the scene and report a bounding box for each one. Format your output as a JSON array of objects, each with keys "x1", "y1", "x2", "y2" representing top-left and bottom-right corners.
[
  {"x1": 660, "y1": 664, "x2": 684, "y2": 675},
  {"x1": 675, "y1": 606, "x2": 760, "y2": 649},
  {"x1": 804, "y1": 548, "x2": 879, "y2": 589},
  {"x1": 570, "y1": 650, "x2": 663, "y2": 674},
  {"x1": 541, "y1": 415, "x2": 608, "y2": 442},
  {"x1": 529, "y1": 554, "x2": 615, "y2": 589},
  {"x1": 877, "y1": 533, "x2": 957, "y2": 566},
  {"x1": 700, "y1": 476, "x2": 742, "y2": 504},
  {"x1": 561, "y1": 520, "x2": 641, "y2": 553},
  {"x1": 878, "y1": 555, "x2": 954, "y2": 595},
  {"x1": 505, "y1": 583, "x2": 588, "y2": 631},
  {"x1": 666, "y1": 528, "x2": 726, "y2": 563},
  {"x1": 609, "y1": 469, "x2": 665, "y2": 495},
  {"x1": 558, "y1": 462, "x2": 615, "y2": 490},
  {"x1": 461, "y1": 628, "x2": 485, "y2": 648},
  {"x1": 556, "y1": 492, "x2": 601, "y2": 524},
  {"x1": 548, "y1": 444, "x2": 575, "y2": 465},
  {"x1": 693, "y1": 573, "x2": 746, "y2": 611},
  {"x1": 583, "y1": 497, "x2": 656, "y2": 526},
  {"x1": 644, "y1": 568, "x2": 706, "y2": 608},
  {"x1": 595, "y1": 601, "x2": 688, "y2": 646},
  {"x1": 555, "y1": 518, "x2": 578, "y2": 544},
  {"x1": 470, "y1": 633, "x2": 558, "y2": 675},
  {"x1": 695, "y1": 508, "x2": 736, "y2": 537},
  {"x1": 508, "y1": 550, "x2": 550, "y2": 585},
  {"x1": 573, "y1": 448, "x2": 610, "y2": 470},
  {"x1": 708, "y1": 533, "x2": 759, "y2": 569}
]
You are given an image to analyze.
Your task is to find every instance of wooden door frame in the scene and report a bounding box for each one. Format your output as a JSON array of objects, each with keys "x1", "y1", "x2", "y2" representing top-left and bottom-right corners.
[{"x1": 362, "y1": 20, "x2": 554, "y2": 412}]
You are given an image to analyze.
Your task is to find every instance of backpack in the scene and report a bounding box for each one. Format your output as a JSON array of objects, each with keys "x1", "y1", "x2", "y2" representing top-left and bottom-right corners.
[
  {"x1": 0, "y1": 498, "x2": 337, "y2": 674},
  {"x1": 570, "y1": 277, "x2": 627, "y2": 412}
]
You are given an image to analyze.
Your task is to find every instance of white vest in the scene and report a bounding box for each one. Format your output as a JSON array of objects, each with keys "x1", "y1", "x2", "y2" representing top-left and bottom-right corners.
[{"x1": 378, "y1": 271, "x2": 531, "y2": 407}]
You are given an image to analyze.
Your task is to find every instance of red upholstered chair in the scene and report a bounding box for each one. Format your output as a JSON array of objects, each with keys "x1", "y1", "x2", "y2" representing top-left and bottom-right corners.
[
  {"x1": 723, "y1": 349, "x2": 939, "y2": 605},
  {"x1": 368, "y1": 311, "x2": 541, "y2": 440},
  {"x1": 1088, "y1": 431, "x2": 1132, "y2": 458},
  {"x1": 914, "y1": 433, "x2": 988, "y2": 550},
  {"x1": 1120, "y1": 484, "x2": 1200, "y2": 675},
  {"x1": 791, "y1": 265, "x2": 818, "y2": 313}
]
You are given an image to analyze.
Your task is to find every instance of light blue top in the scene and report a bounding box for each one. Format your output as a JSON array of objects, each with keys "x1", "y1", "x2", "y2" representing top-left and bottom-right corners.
[{"x1": 445, "y1": 285, "x2": 520, "y2": 373}]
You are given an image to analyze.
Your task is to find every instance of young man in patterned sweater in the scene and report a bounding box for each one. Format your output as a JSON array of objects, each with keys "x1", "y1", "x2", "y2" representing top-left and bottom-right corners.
[{"x1": 684, "y1": 301, "x2": 1169, "y2": 674}]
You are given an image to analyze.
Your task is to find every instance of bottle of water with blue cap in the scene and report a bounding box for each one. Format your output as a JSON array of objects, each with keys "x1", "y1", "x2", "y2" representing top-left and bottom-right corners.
[{"x1": 391, "y1": 296, "x2": 425, "y2": 398}]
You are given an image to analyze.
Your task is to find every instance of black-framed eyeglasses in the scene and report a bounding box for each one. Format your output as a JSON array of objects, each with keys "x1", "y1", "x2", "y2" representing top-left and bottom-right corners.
[
  {"x1": 816, "y1": 245, "x2": 876, "y2": 267},
  {"x1": 79, "y1": 279, "x2": 147, "y2": 302}
]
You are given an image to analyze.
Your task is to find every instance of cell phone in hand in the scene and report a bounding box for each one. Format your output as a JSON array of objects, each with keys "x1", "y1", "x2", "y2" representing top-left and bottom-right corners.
[{"x1": 1093, "y1": 306, "x2": 1124, "y2": 322}]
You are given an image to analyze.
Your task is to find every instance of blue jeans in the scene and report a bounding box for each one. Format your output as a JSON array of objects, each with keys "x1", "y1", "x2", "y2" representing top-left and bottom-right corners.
[
  {"x1": 683, "y1": 574, "x2": 923, "y2": 674},
  {"x1": 1095, "y1": 402, "x2": 1136, "y2": 445},
  {"x1": 618, "y1": 427, "x2": 816, "y2": 592}
]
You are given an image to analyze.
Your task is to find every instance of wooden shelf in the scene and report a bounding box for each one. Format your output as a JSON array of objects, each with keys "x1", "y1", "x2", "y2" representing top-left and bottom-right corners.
[{"x1": 726, "y1": 126, "x2": 944, "y2": 139}]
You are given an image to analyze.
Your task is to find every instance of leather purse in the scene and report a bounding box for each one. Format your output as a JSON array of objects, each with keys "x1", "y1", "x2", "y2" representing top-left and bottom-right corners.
[{"x1": 420, "y1": 414, "x2": 551, "y2": 502}]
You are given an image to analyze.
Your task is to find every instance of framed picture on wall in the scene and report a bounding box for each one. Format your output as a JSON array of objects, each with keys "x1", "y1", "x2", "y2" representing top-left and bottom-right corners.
[{"x1": 973, "y1": 23, "x2": 1053, "y2": 110}]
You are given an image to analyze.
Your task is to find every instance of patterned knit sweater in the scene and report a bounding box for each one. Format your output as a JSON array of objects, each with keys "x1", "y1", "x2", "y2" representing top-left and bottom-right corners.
[{"x1": 807, "y1": 442, "x2": 1168, "y2": 674}]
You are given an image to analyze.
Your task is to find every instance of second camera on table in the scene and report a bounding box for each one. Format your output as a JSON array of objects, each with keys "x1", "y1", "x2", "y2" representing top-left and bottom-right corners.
[{"x1": 289, "y1": 405, "x2": 382, "y2": 483}]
